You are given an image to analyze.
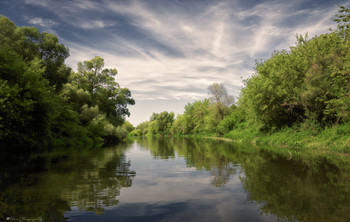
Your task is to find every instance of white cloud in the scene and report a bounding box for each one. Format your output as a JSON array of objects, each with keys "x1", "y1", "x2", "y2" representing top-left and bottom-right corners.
[
  {"x1": 73, "y1": 0, "x2": 100, "y2": 10},
  {"x1": 28, "y1": 17, "x2": 58, "y2": 28},
  {"x1": 79, "y1": 20, "x2": 115, "y2": 29},
  {"x1": 24, "y1": 0, "x2": 49, "y2": 7}
]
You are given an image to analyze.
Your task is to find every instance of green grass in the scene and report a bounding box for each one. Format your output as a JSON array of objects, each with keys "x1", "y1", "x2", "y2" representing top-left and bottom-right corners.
[{"x1": 224, "y1": 122, "x2": 350, "y2": 154}]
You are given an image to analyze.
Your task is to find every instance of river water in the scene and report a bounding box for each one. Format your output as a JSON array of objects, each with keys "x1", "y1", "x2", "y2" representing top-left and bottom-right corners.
[{"x1": 1, "y1": 137, "x2": 350, "y2": 221}]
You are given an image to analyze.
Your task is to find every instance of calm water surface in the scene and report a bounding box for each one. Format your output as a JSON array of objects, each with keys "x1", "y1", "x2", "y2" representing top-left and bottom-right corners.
[{"x1": 1, "y1": 137, "x2": 350, "y2": 221}]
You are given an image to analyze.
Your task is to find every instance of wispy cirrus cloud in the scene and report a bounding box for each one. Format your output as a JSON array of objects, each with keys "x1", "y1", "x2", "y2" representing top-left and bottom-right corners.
[
  {"x1": 79, "y1": 20, "x2": 116, "y2": 29},
  {"x1": 27, "y1": 17, "x2": 58, "y2": 28},
  {"x1": 23, "y1": 0, "x2": 50, "y2": 7}
]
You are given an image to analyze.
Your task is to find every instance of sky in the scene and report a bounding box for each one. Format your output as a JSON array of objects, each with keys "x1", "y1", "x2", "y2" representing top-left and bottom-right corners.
[{"x1": 1, "y1": 0, "x2": 349, "y2": 126}]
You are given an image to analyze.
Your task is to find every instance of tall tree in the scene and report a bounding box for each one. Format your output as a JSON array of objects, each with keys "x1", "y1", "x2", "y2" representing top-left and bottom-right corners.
[
  {"x1": 208, "y1": 83, "x2": 234, "y2": 120},
  {"x1": 72, "y1": 56, "x2": 135, "y2": 126},
  {"x1": 148, "y1": 111, "x2": 175, "y2": 135},
  {"x1": 0, "y1": 16, "x2": 71, "y2": 90},
  {"x1": 0, "y1": 17, "x2": 66, "y2": 148}
]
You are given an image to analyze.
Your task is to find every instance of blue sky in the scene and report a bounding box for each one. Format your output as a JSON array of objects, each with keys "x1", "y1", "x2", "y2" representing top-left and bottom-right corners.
[{"x1": 1, "y1": 0, "x2": 349, "y2": 126}]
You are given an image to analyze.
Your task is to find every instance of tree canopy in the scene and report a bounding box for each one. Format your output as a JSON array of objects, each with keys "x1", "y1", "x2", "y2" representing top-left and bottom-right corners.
[{"x1": 0, "y1": 16, "x2": 135, "y2": 150}]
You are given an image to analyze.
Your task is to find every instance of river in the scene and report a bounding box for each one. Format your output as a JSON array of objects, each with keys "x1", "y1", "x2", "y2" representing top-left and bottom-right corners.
[{"x1": 1, "y1": 137, "x2": 349, "y2": 221}]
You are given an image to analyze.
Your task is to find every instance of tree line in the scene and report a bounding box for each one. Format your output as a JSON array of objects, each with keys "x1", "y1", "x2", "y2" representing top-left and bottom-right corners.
[
  {"x1": 130, "y1": 6, "x2": 350, "y2": 152},
  {"x1": 0, "y1": 16, "x2": 135, "y2": 151},
  {"x1": 130, "y1": 82, "x2": 236, "y2": 136}
]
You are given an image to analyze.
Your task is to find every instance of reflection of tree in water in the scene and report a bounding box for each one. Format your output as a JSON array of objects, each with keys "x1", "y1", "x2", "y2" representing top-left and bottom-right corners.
[
  {"x1": 138, "y1": 137, "x2": 237, "y2": 187},
  {"x1": 65, "y1": 153, "x2": 136, "y2": 214},
  {"x1": 210, "y1": 162, "x2": 236, "y2": 187},
  {"x1": 136, "y1": 137, "x2": 350, "y2": 221},
  {"x1": 239, "y1": 150, "x2": 350, "y2": 222},
  {"x1": 42, "y1": 199, "x2": 71, "y2": 222},
  {"x1": 0, "y1": 155, "x2": 72, "y2": 221},
  {"x1": 0, "y1": 143, "x2": 135, "y2": 219},
  {"x1": 179, "y1": 138, "x2": 237, "y2": 187},
  {"x1": 136, "y1": 137, "x2": 175, "y2": 159}
]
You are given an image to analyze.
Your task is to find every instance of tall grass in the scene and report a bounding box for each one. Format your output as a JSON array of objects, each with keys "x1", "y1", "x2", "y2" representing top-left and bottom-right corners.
[{"x1": 224, "y1": 122, "x2": 350, "y2": 153}]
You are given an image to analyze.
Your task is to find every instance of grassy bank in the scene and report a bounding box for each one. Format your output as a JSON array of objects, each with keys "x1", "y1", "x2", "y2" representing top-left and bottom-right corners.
[
  {"x1": 224, "y1": 122, "x2": 350, "y2": 154},
  {"x1": 132, "y1": 122, "x2": 350, "y2": 155}
]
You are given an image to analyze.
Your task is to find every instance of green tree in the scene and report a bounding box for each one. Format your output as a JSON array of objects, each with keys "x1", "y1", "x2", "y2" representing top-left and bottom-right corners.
[
  {"x1": 239, "y1": 20, "x2": 350, "y2": 131},
  {"x1": 208, "y1": 83, "x2": 234, "y2": 120},
  {"x1": 0, "y1": 16, "x2": 72, "y2": 148},
  {"x1": 0, "y1": 16, "x2": 71, "y2": 91},
  {"x1": 0, "y1": 16, "x2": 135, "y2": 148},
  {"x1": 71, "y1": 56, "x2": 135, "y2": 126},
  {"x1": 148, "y1": 111, "x2": 175, "y2": 135},
  {"x1": 216, "y1": 105, "x2": 244, "y2": 135},
  {"x1": 333, "y1": 5, "x2": 350, "y2": 40},
  {"x1": 171, "y1": 114, "x2": 189, "y2": 135},
  {"x1": 122, "y1": 121, "x2": 135, "y2": 133},
  {"x1": 239, "y1": 50, "x2": 306, "y2": 131},
  {"x1": 137, "y1": 121, "x2": 150, "y2": 136},
  {"x1": 0, "y1": 49, "x2": 59, "y2": 148},
  {"x1": 184, "y1": 99, "x2": 211, "y2": 134}
]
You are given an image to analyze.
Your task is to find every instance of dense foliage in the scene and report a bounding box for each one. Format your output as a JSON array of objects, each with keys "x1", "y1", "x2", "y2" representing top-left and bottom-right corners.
[
  {"x1": 242, "y1": 6, "x2": 350, "y2": 131},
  {"x1": 0, "y1": 17, "x2": 135, "y2": 150},
  {"x1": 130, "y1": 6, "x2": 350, "y2": 153}
]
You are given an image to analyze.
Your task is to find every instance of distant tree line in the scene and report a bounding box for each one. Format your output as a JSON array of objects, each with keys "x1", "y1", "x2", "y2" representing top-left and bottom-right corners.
[
  {"x1": 0, "y1": 16, "x2": 135, "y2": 150},
  {"x1": 130, "y1": 82, "x2": 236, "y2": 136},
  {"x1": 130, "y1": 6, "x2": 350, "y2": 152}
]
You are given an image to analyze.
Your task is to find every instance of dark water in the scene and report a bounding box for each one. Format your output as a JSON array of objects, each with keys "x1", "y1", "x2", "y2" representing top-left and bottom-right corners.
[{"x1": 1, "y1": 137, "x2": 350, "y2": 222}]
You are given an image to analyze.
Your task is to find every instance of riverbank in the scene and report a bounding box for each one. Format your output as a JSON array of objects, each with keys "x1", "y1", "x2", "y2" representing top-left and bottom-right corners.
[
  {"x1": 130, "y1": 121, "x2": 350, "y2": 156},
  {"x1": 222, "y1": 122, "x2": 350, "y2": 155}
]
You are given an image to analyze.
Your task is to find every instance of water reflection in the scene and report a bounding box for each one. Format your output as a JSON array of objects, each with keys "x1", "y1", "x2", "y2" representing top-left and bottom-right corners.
[
  {"x1": 0, "y1": 142, "x2": 135, "y2": 220},
  {"x1": 1, "y1": 137, "x2": 350, "y2": 222},
  {"x1": 240, "y1": 149, "x2": 350, "y2": 222},
  {"x1": 0, "y1": 154, "x2": 69, "y2": 221},
  {"x1": 136, "y1": 137, "x2": 350, "y2": 221},
  {"x1": 136, "y1": 137, "x2": 239, "y2": 187}
]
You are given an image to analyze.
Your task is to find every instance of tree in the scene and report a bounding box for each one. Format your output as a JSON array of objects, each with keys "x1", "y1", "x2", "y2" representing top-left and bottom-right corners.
[
  {"x1": 122, "y1": 121, "x2": 135, "y2": 133},
  {"x1": 75, "y1": 56, "x2": 117, "y2": 94},
  {"x1": 333, "y1": 5, "x2": 350, "y2": 40},
  {"x1": 184, "y1": 99, "x2": 211, "y2": 134},
  {"x1": 0, "y1": 16, "x2": 135, "y2": 148},
  {"x1": 148, "y1": 111, "x2": 175, "y2": 135},
  {"x1": 71, "y1": 56, "x2": 135, "y2": 126},
  {"x1": 130, "y1": 121, "x2": 151, "y2": 136},
  {"x1": 0, "y1": 50, "x2": 59, "y2": 148},
  {"x1": 171, "y1": 114, "x2": 189, "y2": 135},
  {"x1": 0, "y1": 16, "x2": 75, "y2": 148},
  {"x1": 239, "y1": 25, "x2": 350, "y2": 131},
  {"x1": 0, "y1": 16, "x2": 71, "y2": 91},
  {"x1": 208, "y1": 83, "x2": 234, "y2": 120}
]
